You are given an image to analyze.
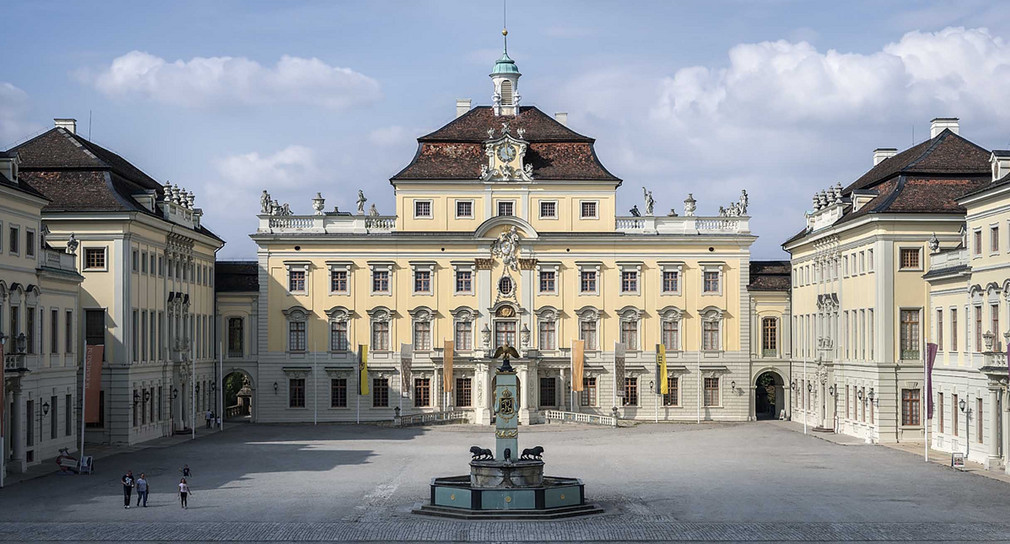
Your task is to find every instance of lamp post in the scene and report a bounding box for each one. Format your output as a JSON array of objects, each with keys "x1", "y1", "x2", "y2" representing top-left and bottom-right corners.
[
  {"x1": 0, "y1": 330, "x2": 7, "y2": 488},
  {"x1": 650, "y1": 380, "x2": 657, "y2": 423},
  {"x1": 960, "y1": 398, "x2": 971, "y2": 458}
]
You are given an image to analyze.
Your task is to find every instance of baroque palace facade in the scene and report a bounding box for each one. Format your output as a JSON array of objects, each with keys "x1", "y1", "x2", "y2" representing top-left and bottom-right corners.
[{"x1": 243, "y1": 47, "x2": 794, "y2": 425}]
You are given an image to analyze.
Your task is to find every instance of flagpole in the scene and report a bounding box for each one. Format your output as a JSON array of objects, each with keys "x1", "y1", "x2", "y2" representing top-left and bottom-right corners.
[
  {"x1": 313, "y1": 343, "x2": 318, "y2": 426},
  {"x1": 79, "y1": 348, "x2": 87, "y2": 474},
  {"x1": 218, "y1": 342, "x2": 223, "y2": 431},
  {"x1": 191, "y1": 340, "x2": 196, "y2": 441},
  {"x1": 803, "y1": 358, "x2": 807, "y2": 435},
  {"x1": 696, "y1": 349, "x2": 701, "y2": 424},
  {"x1": 1, "y1": 341, "x2": 6, "y2": 488},
  {"x1": 924, "y1": 337, "x2": 928, "y2": 462}
]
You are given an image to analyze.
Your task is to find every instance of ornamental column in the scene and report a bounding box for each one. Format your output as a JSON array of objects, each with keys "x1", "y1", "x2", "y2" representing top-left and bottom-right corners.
[
  {"x1": 10, "y1": 381, "x2": 25, "y2": 472},
  {"x1": 987, "y1": 387, "x2": 1000, "y2": 469}
]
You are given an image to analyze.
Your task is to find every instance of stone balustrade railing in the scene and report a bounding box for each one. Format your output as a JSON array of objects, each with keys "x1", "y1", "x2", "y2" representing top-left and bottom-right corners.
[
  {"x1": 615, "y1": 215, "x2": 750, "y2": 235},
  {"x1": 929, "y1": 246, "x2": 968, "y2": 271},
  {"x1": 396, "y1": 410, "x2": 468, "y2": 427},
  {"x1": 40, "y1": 248, "x2": 78, "y2": 273},
  {"x1": 543, "y1": 410, "x2": 617, "y2": 427},
  {"x1": 258, "y1": 214, "x2": 397, "y2": 234}
]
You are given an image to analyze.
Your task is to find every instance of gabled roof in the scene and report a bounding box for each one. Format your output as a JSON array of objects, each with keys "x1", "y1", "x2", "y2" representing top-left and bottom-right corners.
[
  {"x1": 391, "y1": 106, "x2": 620, "y2": 183},
  {"x1": 9, "y1": 127, "x2": 222, "y2": 243},
  {"x1": 748, "y1": 260, "x2": 791, "y2": 292},
  {"x1": 784, "y1": 129, "x2": 991, "y2": 247}
]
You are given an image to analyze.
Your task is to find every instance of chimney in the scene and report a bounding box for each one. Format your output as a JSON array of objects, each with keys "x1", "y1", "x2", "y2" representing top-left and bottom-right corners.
[
  {"x1": 930, "y1": 117, "x2": 958, "y2": 139},
  {"x1": 554, "y1": 112, "x2": 568, "y2": 126},
  {"x1": 992, "y1": 151, "x2": 1010, "y2": 182},
  {"x1": 0, "y1": 152, "x2": 18, "y2": 182},
  {"x1": 456, "y1": 99, "x2": 471, "y2": 118},
  {"x1": 873, "y1": 148, "x2": 897, "y2": 166},
  {"x1": 54, "y1": 118, "x2": 77, "y2": 134}
]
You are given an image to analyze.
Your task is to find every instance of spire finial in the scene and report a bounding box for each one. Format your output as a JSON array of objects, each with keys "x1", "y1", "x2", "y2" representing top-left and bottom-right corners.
[{"x1": 502, "y1": 0, "x2": 508, "y2": 53}]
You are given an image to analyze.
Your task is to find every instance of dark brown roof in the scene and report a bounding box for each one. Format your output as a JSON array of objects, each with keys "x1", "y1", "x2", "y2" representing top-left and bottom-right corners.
[
  {"x1": 784, "y1": 129, "x2": 991, "y2": 247},
  {"x1": 9, "y1": 128, "x2": 222, "y2": 243},
  {"x1": 748, "y1": 260, "x2": 791, "y2": 292},
  {"x1": 215, "y1": 261, "x2": 259, "y2": 292},
  {"x1": 391, "y1": 106, "x2": 620, "y2": 183}
]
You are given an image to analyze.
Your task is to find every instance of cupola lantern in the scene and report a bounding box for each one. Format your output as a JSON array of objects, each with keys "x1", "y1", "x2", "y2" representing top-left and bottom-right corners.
[{"x1": 491, "y1": 28, "x2": 521, "y2": 116}]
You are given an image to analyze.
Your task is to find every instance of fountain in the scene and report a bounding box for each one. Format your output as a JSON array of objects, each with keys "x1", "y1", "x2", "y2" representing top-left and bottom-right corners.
[{"x1": 413, "y1": 344, "x2": 602, "y2": 519}]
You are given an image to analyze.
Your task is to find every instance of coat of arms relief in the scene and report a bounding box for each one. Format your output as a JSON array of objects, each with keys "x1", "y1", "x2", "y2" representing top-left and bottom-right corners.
[{"x1": 481, "y1": 124, "x2": 534, "y2": 182}]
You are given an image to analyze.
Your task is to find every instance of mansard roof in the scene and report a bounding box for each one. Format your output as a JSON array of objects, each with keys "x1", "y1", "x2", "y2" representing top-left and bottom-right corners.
[
  {"x1": 215, "y1": 261, "x2": 259, "y2": 292},
  {"x1": 390, "y1": 106, "x2": 620, "y2": 183},
  {"x1": 9, "y1": 127, "x2": 222, "y2": 243},
  {"x1": 784, "y1": 129, "x2": 991, "y2": 247},
  {"x1": 748, "y1": 260, "x2": 791, "y2": 292}
]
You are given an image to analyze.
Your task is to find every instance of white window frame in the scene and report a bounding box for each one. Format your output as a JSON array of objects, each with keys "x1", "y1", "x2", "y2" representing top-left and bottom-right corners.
[
  {"x1": 580, "y1": 200, "x2": 599, "y2": 219},
  {"x1": 538, "y1": 262, "x2": 560, "y2": 295},
  {"x1": 539, "y1": 200, "x2": 558, "y2": 220},
  {"x1": 369, "y1": 262, "x2": 394, "y2": 296},
  {"x1": 24, "y1": 227, "x2": 35, "y2": 259},
  {"x1": 326, "y1": 307, "x2": 351, "y2": 352},
  {"x1": 660, "y1": 307, "x2": 682, "y2": 351},
  {"x1": 282, "y1": 306, "x2": 309, "y2": 353},
  {"x1": 618, "y1": 262, "x2": 642, "y2": 295},
  {"x1": 455, "y1": 199, "x2": 474, "y2": 219},
  {"x1": 618, "y1": 307, "x2": 641, "y2": 351},
  {"x1": 577, "y1": 262, "x2": 601, "y2": 296},
  {"x1": 700, "y1": 263, "x2": 725, "y2": 296},
  {"x1": 285, "y1": 262, "x2": 310, "y2": 295},
  {"x1": 8, "y1": 224, "x2": 19, "y2": 256},
  {"x1": 368, "y1": 307, "x2": 392, "y2": 352},
  {"x1": 577, "y1": 307, "x2": 600, "y2": 351},
  {"x1": 327, "y1": 262, "x2": 352, "y2": 295},
  {"x1": 452, "y1": 261, "x2": 474, "y2": 295},
  {"x1": 701, "y1": 307, "x2": 724, "y2": 352},
  {"x1": 83, "y1": 247, "x2": 108, "y2": 271},
  {"x1": 410, "y1": 307, "x2": 433, "y2": 352},
  {"x1": 659, "y1": 262, "x2": 683, "y2": 295},
  {"x1": 412, "y1": 262, "x2": 434, "y2": 295},
  {"x1": 497, "y1": 200, "x2": 515, "y2": 217},
  {"x1": 413, "y1": 199, "x2": 433, "y2": 219},
  {"x1": 451, "y1": 308, "x2": 475, "y2": 351}
]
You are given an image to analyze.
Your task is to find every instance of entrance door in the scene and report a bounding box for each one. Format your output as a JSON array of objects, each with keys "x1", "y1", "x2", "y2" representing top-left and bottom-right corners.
[{"x1": 755, "y1": 371, "x2": 784, "y2": 420}]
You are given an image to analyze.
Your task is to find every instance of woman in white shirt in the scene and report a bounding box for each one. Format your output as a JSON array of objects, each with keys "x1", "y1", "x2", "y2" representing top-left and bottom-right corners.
[{"x1": 178, "y1": 478, "x2": 192, "y2": 509}]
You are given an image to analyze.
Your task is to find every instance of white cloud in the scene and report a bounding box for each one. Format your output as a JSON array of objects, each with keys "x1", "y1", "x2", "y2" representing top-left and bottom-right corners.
[
  {"x1": 550, "y1": 27, "x2": 1010, "y2": 258},
  {"x1": 213, "y1": 145, "x2": 319, "y2": 189},
  {"x1": 0, "y1": 82, "x2": 41, "y2": 147},
  {"x1": 87, "y1": 51, "x2": 381, "y2": 110},
  {"x1": 368, "y1": 125, "x2": 413, "y2": 147}
]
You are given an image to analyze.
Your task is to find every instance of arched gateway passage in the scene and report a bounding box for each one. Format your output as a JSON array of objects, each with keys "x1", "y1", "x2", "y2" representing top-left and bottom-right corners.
[
  {"x1": 223, "y1": 370, "x2": 255, "y2": 422},
  {"x1": 755, "y1": 371, "x2": 786, "y2": 420}
]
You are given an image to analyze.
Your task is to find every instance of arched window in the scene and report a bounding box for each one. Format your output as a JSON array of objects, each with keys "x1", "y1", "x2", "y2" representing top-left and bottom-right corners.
[
  {"x1": 410, "y1": 307, "x2": 433, "y2": 351},
  {"x1": 659, "y1": 307, "x2": 682, "y2": 351},
  {"x1": 281, "y1": 307, "x2": 308, "y2": 353},
  {"x1": 500, "y1": 80, "x2": 513, "y2": 105},
  {"x1": 536, "y1": 307, "x2": 558, "y2": 351},
  {"x1": 576, "y1": 307, "x2": 599, "y2": 351},
  {"x1": 326, "y1": 307, "x2": 352, "y2": 352},
  {"x1": 368, "y1": 308, "x2": 392, "y2": 351},
  {"x1": 618, "y1": 307, "x2": 641, "y2": 351},
  {"x1": 451, "y1": 308, "x2": 475, "y2": 351},
  {"x1": 701, "y1": 307, "x2": 724, "y2": 352}
]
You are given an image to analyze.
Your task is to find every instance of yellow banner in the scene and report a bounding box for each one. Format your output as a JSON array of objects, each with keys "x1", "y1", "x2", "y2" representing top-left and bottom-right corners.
[
  {"x1": 443, "y1": 340, "x2": 454, "y2": 392},
  {"x1": 359, "y1": 345, "x2": 369, "y2": 395},
  {"x1": 572, "y1": 339, "x2": 585, "y2": 391},
  {"x1": 657, "y1": 344, "x2": 668, "y2": 395}
]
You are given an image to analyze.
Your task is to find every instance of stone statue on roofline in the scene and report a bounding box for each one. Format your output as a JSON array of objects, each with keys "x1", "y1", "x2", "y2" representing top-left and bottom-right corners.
[
  {"x1": 357, "y1": 190, "x2": 367, "y2": 215},
  {"x1": 630, "y1": 205, "x2": 641, "y2": 217},
  {"x1": 642, "y1": 187, "x2": 655, "y2": 215},
  {"x1": 260, "y1": 190, "x2": 272, "y2": 214},
  {"x1": 369, "y1": 204, "x2": 379, "y2": 217}
]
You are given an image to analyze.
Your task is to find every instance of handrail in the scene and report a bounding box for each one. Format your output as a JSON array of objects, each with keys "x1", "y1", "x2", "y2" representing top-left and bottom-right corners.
[
  {"x1": 397, "y1": 410, "x2": 468, "y2": 427},
  {"x1": 543, "y1": 410, "x2": 616, "y2": 427}
]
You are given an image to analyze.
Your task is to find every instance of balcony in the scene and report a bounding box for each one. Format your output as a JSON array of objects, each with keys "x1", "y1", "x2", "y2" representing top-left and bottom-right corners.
[
  {"x1": 38, "y1": 248, "x2": 78, "y2": 274},
  {"x1": 928, "y1": 246, "x2": 968, "y2": 271},
  {"x1": 615, "y1": 215, "x2": 750, "y2": 235},
  {"x1": 258, "y1": 214, "x2": 396, "y2": 234}
]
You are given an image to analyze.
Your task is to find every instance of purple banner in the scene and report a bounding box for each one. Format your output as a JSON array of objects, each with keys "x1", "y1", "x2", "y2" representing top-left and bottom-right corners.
[{"x1": 926, "y1": 342, "x2": 938, "y2": 419}]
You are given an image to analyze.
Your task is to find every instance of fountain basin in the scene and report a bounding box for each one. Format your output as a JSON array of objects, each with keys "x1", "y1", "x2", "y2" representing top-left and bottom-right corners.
[{"x1": 470, "y1": 459, "x2": 544, "y2": 488}]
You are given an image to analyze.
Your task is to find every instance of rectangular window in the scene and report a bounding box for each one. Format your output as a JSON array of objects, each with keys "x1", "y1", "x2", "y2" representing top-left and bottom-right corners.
[
  {"x1": 704, "y1": 377, "x2": 720, "y2": 407},
  {"x1": 978, "y1": 398, "x2": 984, "y2": 444},
  {"x1": 900, "y1": 248, "x2": 921, "y2": 269},
  {"x1": 456, "y1": 200, "x2": 473, "y2": 218},
  {"x1": 414, "y1": 270, "x2": 431, "y2": 293},
  {"x1": 288, "y1": 321, "x2": 306, "y2": 352},
  {"x1": 24, "y1": 307, "x2": 35, "y2": 354},
  {"x1": 414, "y1": 378, "x2": 431, "y2": 407},
  {"x1": 868, "y1": 249, "x2": 874, "y2": 271},
  {"x1": 993, "y1": 303, "x2": 1000, "y2": 347},
  {"x1": 65, "y1": 310, "x2": 73, "y2": 353},
  {"x1": 936, "y1": 309, "x2": 943, "y2": 351},
  {"x1": 372, "y1": 378, "x2": 389, "y2": 407},
  {"x1": 539, "y1": 377, "x2": 557, "y2": 407},
  {"x1": 331, "y1": 378, "x2": 347, "y2": 408},
  {"x1": 157, "y1": 255, "x2": 163, "y2": 276},
  {"x1": 455, "y1": 321, "x2": 472, "y2": 351},
  {"x1": 157, "y1": 386, "x2": 163, "y2": 421},
  {"x1": 228, "y1": 318, "x2": 244, "y2": 357},
  {"x1": 330, "y1": 320, "x2": 348, "y2": 351},
  {"x1": 9, "y1": 226, "x2": 18, "y2": 254},
  {"x1": 992, "y1": 226, "x2": 1000, "y2": 253},
  {"x1": 951, "y1": 308, "x2": 958, "y2": 352},
  {"x1": 289, "y1": 379, "x2": 305, "y2": 408},
  {"x1": 845, "y1": 386, "x2": 851, "y2": 419},
  {"x1": 662, "y1": 319, "x2": 679, "y2": 350},
  {"x1": 580, "y1": 320, "x2": 597, "y2": 350},
  {"x1": 141, "y1": 251, "x2": 148, "y2": 273},
  {"x1": 50, "y1": 395, "x2": 58, "y2": 439},
  {"x1": 622, "y1": 377, "x2": 638, "y2": 406},
  {"x1": 413, "y1": 321, "x2": 431, "y2": 351},
  {"x1": 372, "y1": 321, "x2": 389, "y2": 351},
  {"x1": 539, "y1": 201, "x2": 557, "y2": 219},
  {"x1": 132, "y1": 250, "x2": 138, "y2": 272},
  {"x1": 497, "y1": 201, "x2": 514, "y2": 216},
  {"x1": 288, "y1": 270, "x2": 306, "y2": 292},
  {"x1": 372, "y1": 270, "x2": 390, "y2": 293},
  {"x1": 938, "y1": 392, "x2": 945, "y2": 433},
  {"x1": 149, "y1": 311, "x2": 156, "y2": 361},
  {"x1": 662, "y1": 271, "x2": 679, "y2": 293},
  {"x1": 902, "y1": 389, "x2": 921, "y2": 426},
  {"x1": 50, "y1": 309, "x2": 59, "y2": 354},
  {"x1": 455, "y1": 270, "x2": 472, "y2": 293},
  {"x1": 26, "y1": 230, "x2": 35, "y2": 258},
  {"x1": 703, "y1": 320, "x2": 720, "y2": 351},
  {"x1": 539, "y1": 270, "x2": 556, "y2": 293},
  {"x1": 762, "y1": 318, "x2": 777, "y2": 356},
  {"x1": 952, "y1": 393, "x2": 959, "y2": 436},
  {"x1": 494, "y1": 321, "x2": 516, "y2": 350},
  {"x1": 899, "y1": 309, "x2": 920, "y2": 360},
  {"x1": 65, "y1": 393, "x2": 72, "y2": 436},
  {"x1": 621, "y1": 271, "x2": 638, "y2": 293},
  {"x1": 140, "y1": 311, "x2": 147, "y2": 362},
  {"x1": 859, "y1": 251, "x2": 865, "y2": 273},
  {"x1": 580, "y1": 377, "x2": 597, "y2": 407},
  {"x1": 414, "y1": 200, "x2": 432, "y2": 218},
  {"x1": 539, "y1": 320, "x2": 556, "y2": 350},
  {"x1": 580, "y1": 201, "x2": 597, "y2": 219},
  {"x1": 975, "y1": 306, "x2": 983, "y2": 352},
  {"x1": 456, "y1": 377, "x2": 472, "y2": 407},
  {"x1": 703, "y1": 271, "x2": 720, "y2": 293},
  {"x1": 621, "y1": 319, "x2": 638, "y2": 350},
  {"x1": 974, "y1": 230, "x2": 983, "y2": 256},
  {"x1": 157, "y1": 312, "x2": 164, "y2": 360},
  {"x1": 580, "y1": 270, "x2": 597, "y2": 293},
  {"x1": 330, "y1": 270, "x2": 348, "y2": 293},
  {"x1": 663, "y1": 377, "x2": 679, "y2": 406}
]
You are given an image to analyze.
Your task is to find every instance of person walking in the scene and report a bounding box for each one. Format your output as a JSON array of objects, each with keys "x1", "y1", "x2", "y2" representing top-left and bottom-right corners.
[
  {"x1": 178, "y1": 478, "x2": 191, "y2": 509},
  {"x1": 205, "y1": 410, "x2": 212, "y2": 429},
  {"x1": 135, "y1": 473, "x2": 149, "y2": 507},
  {"x1": 121, "y1": 470, "x2": 135, "y2": 509},
  {"x1": 181, "y1": 464, "x2": 192, "y2": 478}
]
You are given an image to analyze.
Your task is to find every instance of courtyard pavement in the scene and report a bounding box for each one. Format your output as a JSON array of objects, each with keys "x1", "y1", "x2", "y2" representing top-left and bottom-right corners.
[{"x1": 1, "y1": 420, "x2": 1009, "y2": 542}]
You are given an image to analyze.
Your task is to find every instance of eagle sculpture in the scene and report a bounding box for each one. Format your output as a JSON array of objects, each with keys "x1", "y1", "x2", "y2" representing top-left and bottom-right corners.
[{"x1": 492, "y1": 342, "x2": 520, "y2": 372}]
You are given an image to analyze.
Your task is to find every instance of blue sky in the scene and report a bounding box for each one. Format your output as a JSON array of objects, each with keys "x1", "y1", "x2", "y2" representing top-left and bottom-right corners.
[{"x1": 3, "y1": 0, "x2": 1010, "y2": 258}]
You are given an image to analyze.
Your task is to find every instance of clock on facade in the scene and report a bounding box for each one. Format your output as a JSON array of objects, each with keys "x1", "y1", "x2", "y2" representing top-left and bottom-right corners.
[{"x1": 497, "y1": 144, "x2": 516, "y2": 162}]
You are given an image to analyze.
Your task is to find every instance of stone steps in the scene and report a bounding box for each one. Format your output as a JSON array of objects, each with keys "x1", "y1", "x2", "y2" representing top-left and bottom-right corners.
[{"x1": 412, "y1": 502, "x2": 604, "y2": 520}]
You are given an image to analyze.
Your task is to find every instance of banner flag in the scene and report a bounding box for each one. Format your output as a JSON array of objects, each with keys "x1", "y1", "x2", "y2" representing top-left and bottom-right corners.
[
  {"x1": 84, "y1": 345, "x2": 104, "y2": 424},
  {"x1": 443, "y1": 340, "x2": 454, "y2": 392},
  {"x1": 358, "y1": 345, "x2": 369, "y2": 396},
  {"x1": 400, "y1": 344, "x2": 413, "y2": 398},
  {"x1": 614, "y1": 342, "x2": 626, "y2": 398},
  {"x1": 657, "y1": 344, "x2": 669, "y2": 395},
  {"x1": 571, "y1": 340, "x2": 585, "y2": 392},
  {"x1": 925, "y1": 342, "x2": 938, "y2": 419},
  {"x1": 1006, "y1": 343, "x2": 1010, "y2": 387}
]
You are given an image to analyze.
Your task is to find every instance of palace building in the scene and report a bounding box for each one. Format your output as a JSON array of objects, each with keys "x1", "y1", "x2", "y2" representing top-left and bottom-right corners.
[{"x1": 244, "y1": 41, "x2": 793, "y2": 425}]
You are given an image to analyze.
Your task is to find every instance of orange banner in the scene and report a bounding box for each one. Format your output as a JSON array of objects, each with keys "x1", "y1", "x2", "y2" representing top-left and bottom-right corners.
[
  {"x1": 571, "y1": 340, "x2": 585, "y2": 391},
  {"x1": 443, "y1": 340, "x2": 454, "y2": 392},
  {"x1": 84, "y1": 345, "x2": 104, "y2": 423}
]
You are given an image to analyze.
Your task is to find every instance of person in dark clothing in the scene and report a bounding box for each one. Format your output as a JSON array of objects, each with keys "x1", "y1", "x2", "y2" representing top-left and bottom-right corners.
[{"x1": 121, "y1": 471, "x2": 135, "y2": 509}]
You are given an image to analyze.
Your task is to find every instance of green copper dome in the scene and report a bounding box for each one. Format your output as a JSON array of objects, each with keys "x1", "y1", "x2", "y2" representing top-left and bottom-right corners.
[{"x1": 491, "y1": 51, "x2": 520, "y2": 75}]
